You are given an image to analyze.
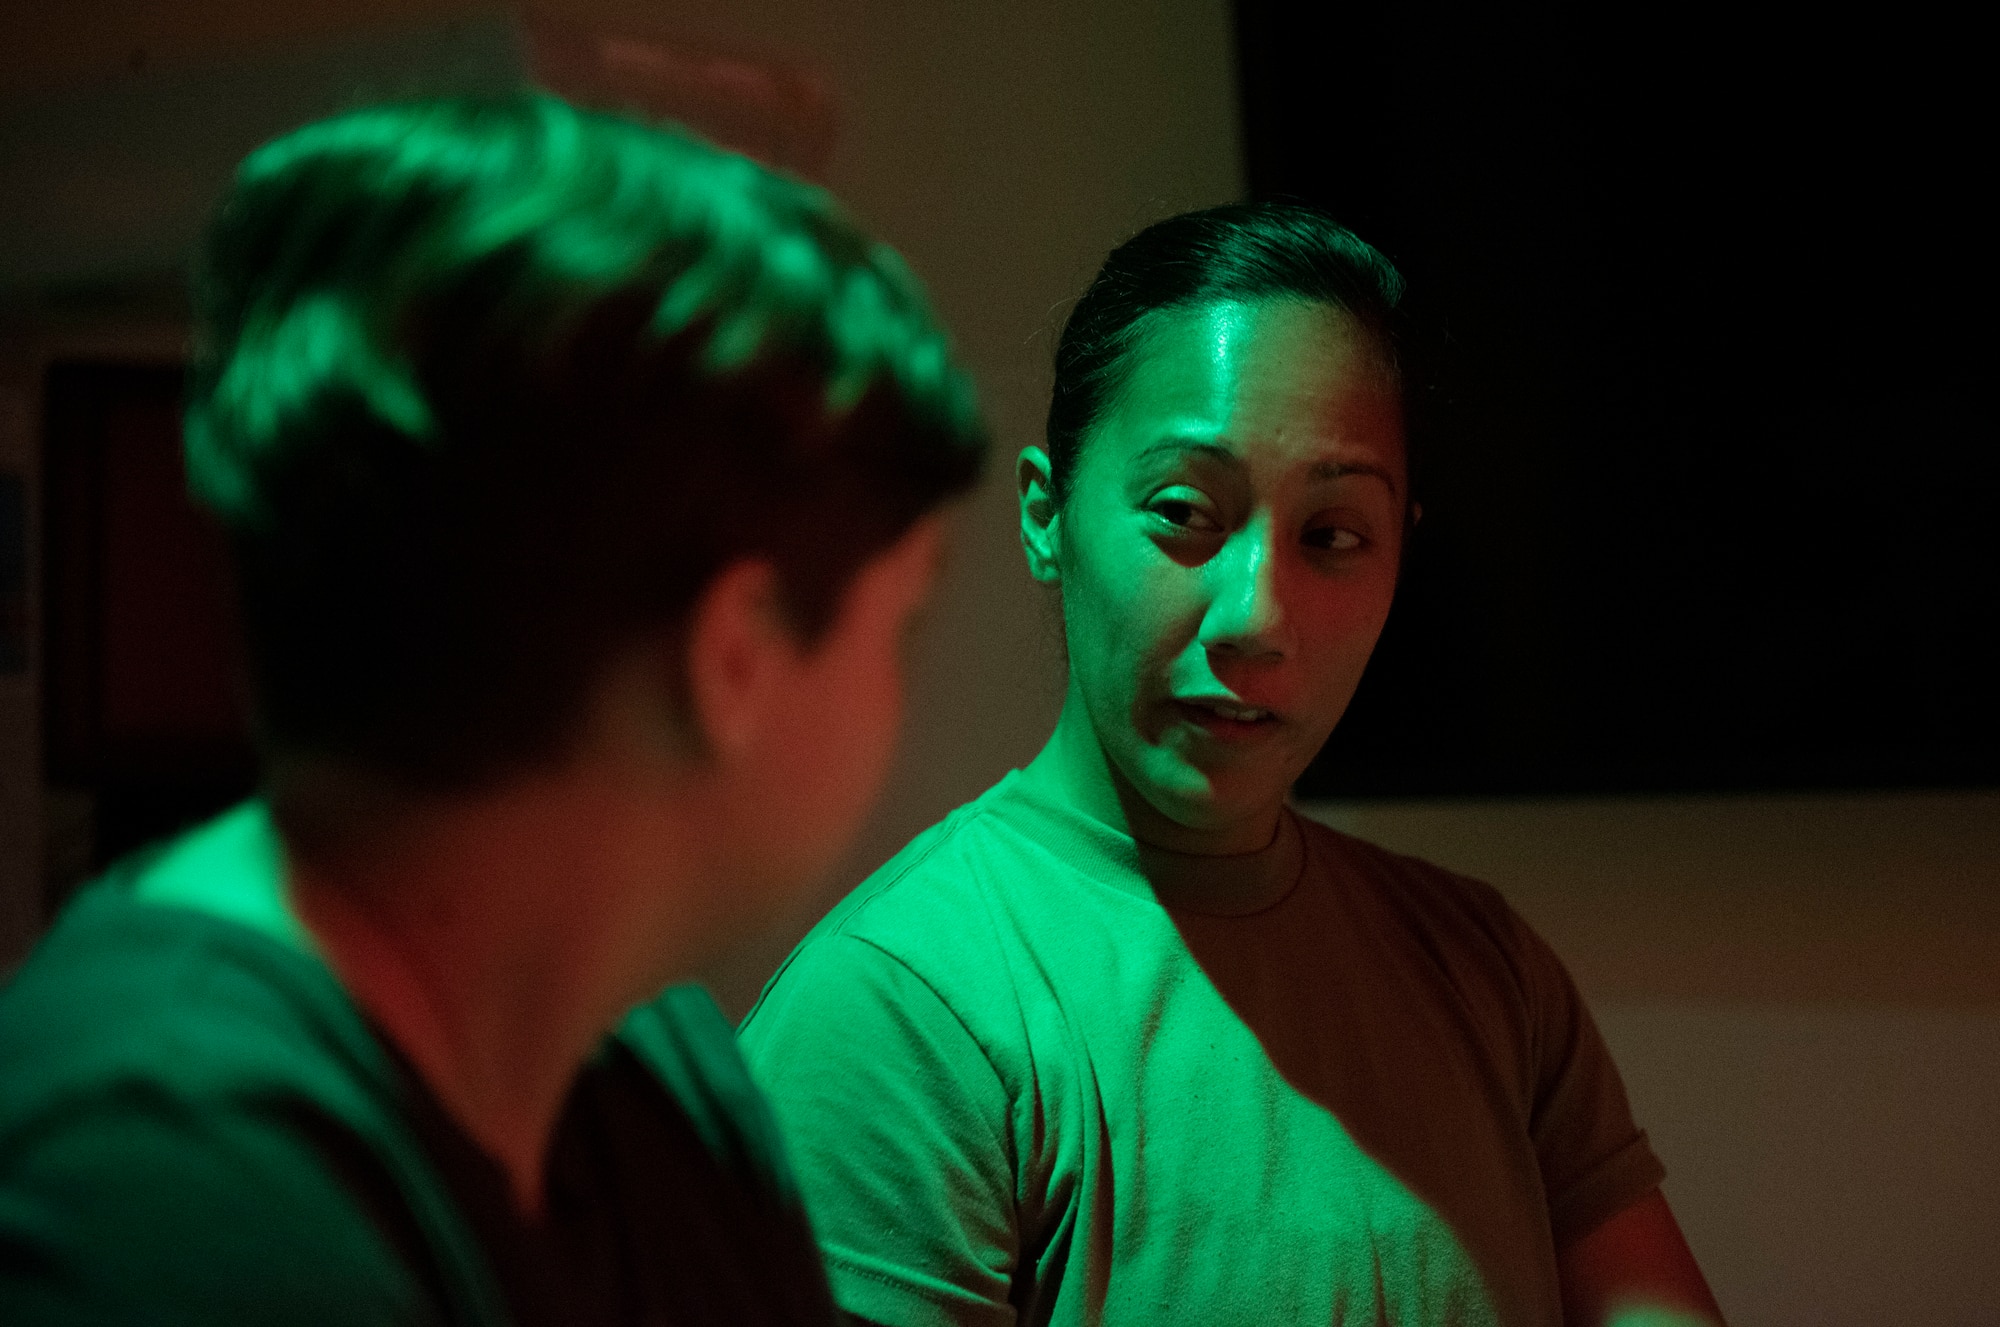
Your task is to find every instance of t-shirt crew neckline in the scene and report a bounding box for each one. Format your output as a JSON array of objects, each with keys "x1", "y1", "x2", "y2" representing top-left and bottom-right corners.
[{"x1": 994, "y1": 766, "x2": 1307, "y2": 918}]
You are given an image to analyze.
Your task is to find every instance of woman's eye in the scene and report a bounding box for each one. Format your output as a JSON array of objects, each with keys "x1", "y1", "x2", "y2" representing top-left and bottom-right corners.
[
  {"x1": 1149, "y1": 491, "x2": 1221, "y2": 533},
  {"x1": 1305, "y1": 525, "x2": 1365, "y2": 553}
]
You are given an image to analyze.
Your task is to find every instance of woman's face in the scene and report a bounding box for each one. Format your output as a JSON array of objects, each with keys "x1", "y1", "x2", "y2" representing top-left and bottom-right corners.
[{"x1": 1029, "y1": 298, "x2": 1406, "y2": 838}]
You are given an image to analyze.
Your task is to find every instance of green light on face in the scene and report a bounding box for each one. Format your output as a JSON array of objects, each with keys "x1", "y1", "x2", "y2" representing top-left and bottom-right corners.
[{"x1": 1037, "y1": 298, "x2": 1403, "y2": 850}]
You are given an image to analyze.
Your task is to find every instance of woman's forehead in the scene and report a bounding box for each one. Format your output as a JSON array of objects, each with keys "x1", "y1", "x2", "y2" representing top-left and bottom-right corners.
[{"x1": 1103, "y1": 298, "x2": 1402, "y2": 477}]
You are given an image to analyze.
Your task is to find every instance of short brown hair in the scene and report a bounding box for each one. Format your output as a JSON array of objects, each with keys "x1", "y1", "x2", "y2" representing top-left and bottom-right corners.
[{"x1": 187, "y1": 94, "x2": 986, "y2": 789}]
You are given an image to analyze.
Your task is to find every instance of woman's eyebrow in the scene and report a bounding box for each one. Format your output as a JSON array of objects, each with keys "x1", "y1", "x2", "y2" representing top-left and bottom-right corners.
[
  {"x1": 1134, "y1": 442, "x2": 1401, "y2": 499},
  {"x1": 1134, "y1": 438, "x2": 1238, "y2": 468},
  {"x1": 1307, "y1": 459, "x2": 1399, "y2": 498}
]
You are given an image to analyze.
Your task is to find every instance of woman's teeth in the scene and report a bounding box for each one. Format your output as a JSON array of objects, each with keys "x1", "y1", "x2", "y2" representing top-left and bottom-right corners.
[{"x1": 1203, "y1": 701, "x2": 1271, "y2": 722}]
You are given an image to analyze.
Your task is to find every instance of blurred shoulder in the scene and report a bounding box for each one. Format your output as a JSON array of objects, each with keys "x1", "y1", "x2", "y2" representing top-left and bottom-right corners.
[
  {"x1": 617, "y1": 984, "x2": 801, "y2": 1197},
  {"x1": 0, "y1": 850, "x2": 386, "y2": 1145},
  {"x1": 0, "y1": 834, "x2": 440, "y2": 1324}
]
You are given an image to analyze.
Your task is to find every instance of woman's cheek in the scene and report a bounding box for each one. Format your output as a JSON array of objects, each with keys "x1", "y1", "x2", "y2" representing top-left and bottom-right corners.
[{"x1": 1128, "y1": 577, "x2": 1200, "y2": 696}]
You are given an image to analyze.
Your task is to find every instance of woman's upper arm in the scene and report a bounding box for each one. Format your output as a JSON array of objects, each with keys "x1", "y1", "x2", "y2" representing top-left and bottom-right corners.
[
  {"x1": 1557, "y1": 1187, "x2": 1726, "y2": 1327},
  {"x1": 1492, "y1": 895, "x2": 1723, "y2": 1322},
  {"x1": 740, "y1": 936, "x2": 1021, "y2": 1326}
]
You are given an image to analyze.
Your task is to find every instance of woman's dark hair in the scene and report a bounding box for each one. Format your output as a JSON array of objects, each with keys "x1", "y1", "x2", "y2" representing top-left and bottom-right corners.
[
  {"x1": 186, "y1": 94, "x2": 985, "y2": 790},
  {"x1": 1046, "y1": 202, "x2": 1405, "y2": 505}
]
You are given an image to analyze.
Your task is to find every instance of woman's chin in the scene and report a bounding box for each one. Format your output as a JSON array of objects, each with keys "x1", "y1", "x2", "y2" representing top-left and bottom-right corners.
[{"x1": 1129, "y1": 754, "x2": 1288, "y2": 847}]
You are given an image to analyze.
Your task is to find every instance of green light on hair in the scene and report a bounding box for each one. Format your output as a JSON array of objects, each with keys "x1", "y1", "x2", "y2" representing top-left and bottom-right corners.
[{"x1": 187, "y1": 294, "x2": 432, "y2": 518}]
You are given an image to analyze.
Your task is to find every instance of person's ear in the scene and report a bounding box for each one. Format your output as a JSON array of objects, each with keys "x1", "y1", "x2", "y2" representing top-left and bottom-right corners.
[
  {"x1": 682, "y1": 559, "x2": 796, "y2": 761},
  {"x1": 1017, "y1": 446, "x2": 1063, "y2": 586}
]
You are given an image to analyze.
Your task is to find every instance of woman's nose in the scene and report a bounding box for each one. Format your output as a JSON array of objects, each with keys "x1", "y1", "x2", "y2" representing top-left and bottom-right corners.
[{"x1": 1198, "y1": 515, "x2": 1287, "y2": 659}]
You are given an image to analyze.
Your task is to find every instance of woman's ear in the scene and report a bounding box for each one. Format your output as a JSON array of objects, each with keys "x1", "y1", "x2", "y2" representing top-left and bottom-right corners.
[
  {"x1": 1017, "y1": 446, "x2": 1063, "y2": 586},
  {"x1": 682, "y1": 559, "x2": 795, "y2": 761}
]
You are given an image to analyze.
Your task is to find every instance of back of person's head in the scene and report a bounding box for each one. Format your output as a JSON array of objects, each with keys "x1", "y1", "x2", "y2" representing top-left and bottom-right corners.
[
  {"x1": 1045, "y1": 202, "x2": 1405, "y2": 506},
  {"x1": 187, "y1": 93, "x2": 985, "y2": 795}
]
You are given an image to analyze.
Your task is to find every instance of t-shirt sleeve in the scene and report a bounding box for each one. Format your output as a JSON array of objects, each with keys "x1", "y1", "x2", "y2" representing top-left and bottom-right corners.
[
  {"x1": 739, "y1": 935, "x2": 1019, "y2": 1327},
  {"x1": 1504, "y1": 909, "x2": 1667, "y2": 1247},
  {"x1": 0, "y1": 1092, "x2": 432, "y2": 1327}
]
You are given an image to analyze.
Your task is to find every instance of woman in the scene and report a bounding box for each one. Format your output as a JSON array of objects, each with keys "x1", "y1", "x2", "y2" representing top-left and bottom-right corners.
[
  {"x1": 0, "y1": 96, "x2": 982, "y2": 1325},
  {"x1": 740, "y1": 204, "x2": 1723, "y2": 1326}
]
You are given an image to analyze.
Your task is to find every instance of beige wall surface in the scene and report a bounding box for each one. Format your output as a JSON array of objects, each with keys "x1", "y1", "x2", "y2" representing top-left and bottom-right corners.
[
  {"x1": 1600, "y1": 1001, "x2": 2000, "y2": 1327},
  {"x1": 0, "y1": 0, "x2": 496, "y2": 95}
]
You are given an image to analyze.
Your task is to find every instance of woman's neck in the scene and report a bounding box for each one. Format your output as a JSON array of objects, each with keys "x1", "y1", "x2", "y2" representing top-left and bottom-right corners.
[{"x1": 1027, "y1": 685, "x2": 1283, "y2": 857}]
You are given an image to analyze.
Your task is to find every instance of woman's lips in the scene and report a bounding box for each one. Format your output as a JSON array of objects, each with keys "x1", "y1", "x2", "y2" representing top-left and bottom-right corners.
[{"x1": 1171, "y1": 698, "x2": 1282, "y2": 742}]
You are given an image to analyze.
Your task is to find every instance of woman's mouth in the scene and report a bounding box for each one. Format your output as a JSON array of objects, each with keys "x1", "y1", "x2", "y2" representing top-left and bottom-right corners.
[{"x1": 1172, "y1": 697, "x2": 1281, "y2": 741}]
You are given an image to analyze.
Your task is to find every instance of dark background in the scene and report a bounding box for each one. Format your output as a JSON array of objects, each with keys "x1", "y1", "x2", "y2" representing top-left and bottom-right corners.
[
  {"x1": 1235, "y1": 3, "x2": 1998, "y2": 798},
  {"x1": 41, "y1": 362, "x2": 255, "y2": 897}
]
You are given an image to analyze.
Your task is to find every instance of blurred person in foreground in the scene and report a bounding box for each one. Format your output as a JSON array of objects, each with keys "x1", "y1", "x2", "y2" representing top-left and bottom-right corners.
[
  {"x1": 0, "y1": 93, "x2": 984, "y2": 1325},
  {"x1": 740, "y1": 204, "x2": 1723, "y2": 1327}
]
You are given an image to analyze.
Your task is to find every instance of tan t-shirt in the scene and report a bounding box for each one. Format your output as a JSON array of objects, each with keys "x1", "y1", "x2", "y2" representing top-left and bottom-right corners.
[{"x1": 740, "y1": 769, "x2": 1663, "y2": 1327}]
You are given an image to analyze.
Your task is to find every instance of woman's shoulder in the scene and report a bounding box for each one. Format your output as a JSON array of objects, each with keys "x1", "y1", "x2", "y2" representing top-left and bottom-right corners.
[
  {"x1": 1297, "y1": 811, "x2": 1502, "y2": 894},
  {"x1": 742, "y1": 771, "x2": 1112, "y2": 1052},
  {"x1": 790, "y1": 772, "x2": 1063, "y2": 949},
  {"x1": 1293, "y1": 812, "x2": 1540, "y2": 958}
]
